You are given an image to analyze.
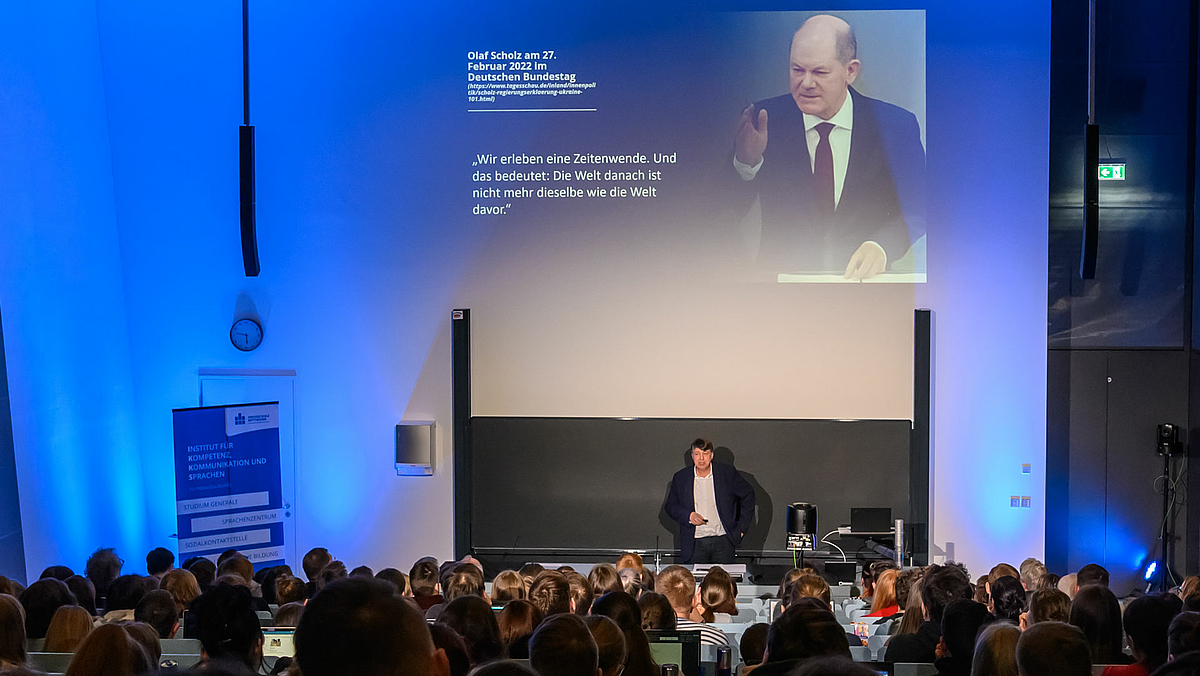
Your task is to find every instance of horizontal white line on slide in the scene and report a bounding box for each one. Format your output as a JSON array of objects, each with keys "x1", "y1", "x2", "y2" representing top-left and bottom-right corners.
[
  {"x1": 178, "y1": 528, "x2": 272, "y2": 554},
  {"x1": 467, "y1": 109, "x2": 598, "y2": 112},
  {"x1": 191, "y1": 508, "x2": 283, "y2": 533},
  {"x1": 177, "y1": 491, "x2": 270, "y2": 515},
  {"x1": 198, "y1": 545, "x2": 285, "y2": 564}
]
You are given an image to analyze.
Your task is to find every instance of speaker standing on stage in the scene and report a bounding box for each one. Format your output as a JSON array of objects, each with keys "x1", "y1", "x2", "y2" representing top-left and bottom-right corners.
[{"x1": 664, "y1": 439, "x2": 756, "y2": 564}]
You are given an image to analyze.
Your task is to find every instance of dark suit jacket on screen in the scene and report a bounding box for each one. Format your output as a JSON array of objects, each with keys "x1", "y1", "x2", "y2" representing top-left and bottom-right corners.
[
  {"x1": 663, "y1": 461, "x2": 756, "y2": 561},
  {"x1": 729, "y1": 87, "x2": 927, "y2": 273}
]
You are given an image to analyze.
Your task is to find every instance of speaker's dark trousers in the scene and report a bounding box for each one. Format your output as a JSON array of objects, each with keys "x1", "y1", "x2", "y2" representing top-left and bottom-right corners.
[{"x1": 688, "y1": 536, "x2": 735, "y2": 564}]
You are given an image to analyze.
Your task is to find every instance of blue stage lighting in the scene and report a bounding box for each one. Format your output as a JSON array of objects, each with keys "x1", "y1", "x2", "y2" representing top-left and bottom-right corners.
[{"x1": 1144, "y1": 561, "x2": 1158, "y2": 581}]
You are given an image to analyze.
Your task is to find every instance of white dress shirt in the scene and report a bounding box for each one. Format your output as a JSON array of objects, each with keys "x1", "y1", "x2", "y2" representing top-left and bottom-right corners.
[
  {"x1": 734, "y1": 92, "x2": 854, "y2": 209},
  {"x1": 693, "y1": 468, "x2": 726, "y2": 538}
]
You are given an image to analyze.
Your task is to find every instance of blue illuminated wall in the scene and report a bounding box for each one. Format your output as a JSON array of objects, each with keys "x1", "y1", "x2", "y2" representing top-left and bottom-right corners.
[
  {"x1": 0, "y1": 0, "x2": 1048, "y2": 577},
  {"x1": 0, "y1": 3, "x2": 147, "y2": 576}
]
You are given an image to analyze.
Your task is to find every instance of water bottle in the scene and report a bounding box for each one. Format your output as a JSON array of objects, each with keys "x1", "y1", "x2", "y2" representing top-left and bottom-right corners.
[
  {"x1": 662, "y1": 664, "x2": 680, "y2": 676},
  {"x1": 716, "y1": 646, "x2": 732, "y2": 676}
]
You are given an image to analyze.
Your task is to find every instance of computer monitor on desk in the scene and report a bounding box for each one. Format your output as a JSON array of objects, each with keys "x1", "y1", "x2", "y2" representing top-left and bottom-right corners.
[{"x1": 646, "y1": 630, "x2": 701, "y2": 676}]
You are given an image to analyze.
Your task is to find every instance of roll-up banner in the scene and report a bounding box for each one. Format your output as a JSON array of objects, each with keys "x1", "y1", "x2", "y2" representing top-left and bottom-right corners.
[{"x1": 172, "y1": 402, "x2": 286, "y2": 568}]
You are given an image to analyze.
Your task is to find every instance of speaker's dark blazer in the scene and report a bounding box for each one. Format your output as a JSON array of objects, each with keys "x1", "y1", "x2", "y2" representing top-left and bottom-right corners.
[
  {"x1": 663, "y1": 462, "x2": 756, "y2": 562},
  {"x1": 730, "y1": 87, "x2": 926, "y2": 272}
]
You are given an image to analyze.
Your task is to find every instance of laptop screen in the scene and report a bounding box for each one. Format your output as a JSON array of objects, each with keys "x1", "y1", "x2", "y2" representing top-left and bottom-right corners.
[
  {"x1": 262, "y1": 630, "x2": 295, "y2": 658},
  {"x1": 646, "y1": 630, "x2": 701, "y2": 676}
]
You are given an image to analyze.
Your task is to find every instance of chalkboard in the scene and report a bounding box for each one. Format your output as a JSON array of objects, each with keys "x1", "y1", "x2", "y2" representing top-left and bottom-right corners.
[{"x1": 469, "y1": 417, "x2": 913, "y2": 554}]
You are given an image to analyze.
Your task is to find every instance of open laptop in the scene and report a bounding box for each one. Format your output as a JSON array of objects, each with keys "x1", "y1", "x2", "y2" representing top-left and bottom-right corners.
[
  {"x1": 646, "y1": 629, "x2": 701, "y2": 676},
  {"x1": 262, "y1": 629, "x2": 295, "y2": 658}
]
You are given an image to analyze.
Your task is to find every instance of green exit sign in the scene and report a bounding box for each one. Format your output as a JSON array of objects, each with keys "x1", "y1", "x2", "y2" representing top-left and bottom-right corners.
[{"x1": 1098, "y1": 163, "x2": 1126, "y2": 180}]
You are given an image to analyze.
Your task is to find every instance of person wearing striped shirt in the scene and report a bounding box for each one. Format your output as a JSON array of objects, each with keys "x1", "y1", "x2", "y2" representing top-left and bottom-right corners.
[{"x1": 654, "y1": 565, "x2": 729, "y2": 647}]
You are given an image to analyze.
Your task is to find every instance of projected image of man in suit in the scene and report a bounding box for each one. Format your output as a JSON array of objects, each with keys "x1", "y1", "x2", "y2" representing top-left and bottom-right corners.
[
  {"x1": 731, "y1": 14, "x2": 925, "y2": 279},
  {"x1": 664, "y1": 439, "x2": 756, "y2": 564}
]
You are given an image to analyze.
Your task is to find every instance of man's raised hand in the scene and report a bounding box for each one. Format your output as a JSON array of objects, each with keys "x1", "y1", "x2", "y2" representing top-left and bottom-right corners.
[{"x1": 735, "y1": 104, "x2": 769, "y2": 167}]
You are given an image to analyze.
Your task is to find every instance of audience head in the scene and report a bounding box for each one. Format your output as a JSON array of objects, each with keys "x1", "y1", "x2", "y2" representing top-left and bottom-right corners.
[
  {"x1": 146, "y1": 547, "x2": 175, "y2": 576},
  {"x1": 1123, "y1": 594, "x2": 1176, "y2": 672},
  {"x1": 939, "y1": 599, "x2": 989, "y2": 663},
  {"x1": 589, "y1": 564, "x2": 624, "y2": 598},
  {"x1": 65, "y1": 575, "x2": 97, "y2": 616},
  {"x1": 988, "y1": 563, "x2": 1020, "y2": 588},
  {"x1": 85, "y1": 547, "x2": 123, "y2": 599},
  {"x1": 350, "y1": 565, "x2": 374, "y2": 578},
  {"x1": 1058, "y1": 573, "x2": 1077, "y2": 599},
  {"x1": 468, "y1": 661, "x2": 538, "y2": 676},
  {"x1": 445, "y1": 564, "x2": 486, "y2": 602},
  {"x1": 316, "y1": 560, "x2": 348, "y2": 591},
  {"x1": 894, "y1": 567, "x2": 922, "y2": 612},
  {"x1": 783, "y1": 573, "x2": 832, "y2": 610},
  {"x1": 1169, "y1": 611, "x2": 1200, "y2": 658},
  {"x1": 530, "y1": 613, "x2": 599, "y2": 676},
  {"x1": 740, "y1": 622, "x2": 770, "y2": 666},
  {"x1": 699, "y1": 567, "x2": 738, "y2": 621},
  {"x1": 973, "y1": 622, "x2": 1021, "y2": 676},
  {"x1": 411, "y1": 559, "x2": 442, "y2": 597},
  {"x1": 1076, "y1": 564, "x2": 1109, "y2": 590},
  {"x1": 778, "y1": 568, "x2": 806, "y2": 601},
  {"x1": 637, "y1": 591, "x2": 677, "y2": 630},
  {"x1": 189, "y1": 558, "x2": 217, "y2": 589},
  {"x1": 497, "y1": 599, "x2": 543, "y2": 658},
  {"x1": 275, "y1": 574, "x2": 308, "y2": 605},
  {"x1": 302, "y1": 547, "x2": 333, "y2": 583},
  {"x1": 440, "y1": 595, "x2": 504, "y2": 665},
  {"x1": 1021, "y1": 562, "x2": 1050, "y2": 591},
  {"x1": 1180, "y1": 577, "x2": 1200, "y2": 602},
  {"x1": 792, "y1": 657, "x2": 880, "y2": 676},
  {"x1": 122, "y1": 621, "x2": 162, "y2": 664},
  {"x1": 895, "y1": 571, "x2": 927, "y2": 636},
  {"x1": 615, "y1": 553, "x2": 644, "y2": 572},
  {"x1": 0, "y1": 593, "x2": 27, "y2": 667},
  {"x1": 919, "y1": 564, "x2": 973, "y2": 625},
  {"x1": 19, "y1": 577, "x2": 77, "y2": 638},
  {"x1": 870, "y1": 569, "x2": 898, "y2": 614},
  {"x1": 44, "y1": 604, "x2": 94, "y2": 653},
  {"x1": 1069, "y1": 584, "x2": 1124, "y2": 664},
  {"x1": 766, "y1": 602, "x2": 851, "y2": 663},
  {"x1": 518, "y1": 563, "x2": 546, "y2": 587},
  {"x1": 135, "y1": 589, "x2": 180, "y2": 639},
  {"x1": 567, "y1": 572, "x2": 595, "y2": 615},
  {"x1": 191, "y1": 582, "x2": 264, "y2": 670},
  {"x1": 1025, "y1": 588, "x2": 1071, "y2": 626},
  {"x1": 273, "y1": 601, "x2": 305, "y2": 628},
  {"x1": 41, "y1": 565, "x2": 74, "y2": 580},
  {"x1": 529, "y1": 571, "x2": 573, "y2": 616},
  {"x1": 492, "y1": 570, "x2": 526, "y2": 604},
  {"x1": 974, "y1": 576, "x2": 990, "y2": 604},
  {"x1": 1017, "y1": 621, "x2": 1090, "y2": 676},
  {"x1": 105, "y1": 574, "x2": 152, "y2": 612},
  {"x1": 590, "y1": 591, "x2": 657, "y2": 676},
  {"x1": 217, "y1": 556, "x2": 255, "y2": 587},
  {"x1": 376, "y1": 568, "x2": 408, "y2": 596},
  {"x1": 64, "y1": 623, "x2": 153, "y2": 676},
  {"x1": 654, "y1": 565, "x2": 696, "y2": 616},
  {"x1": 585, "y1": 616, "x2": 627, "y2": 676},
  {"x1": 430, "y1": 623, "x2": 471, "y2": 676},
  {"x1": 990, "y1": 575, "x2": 1027, "y2": 623},
  {"x1": 295, "y1": 577, "x2": 447, "y2": 676}
]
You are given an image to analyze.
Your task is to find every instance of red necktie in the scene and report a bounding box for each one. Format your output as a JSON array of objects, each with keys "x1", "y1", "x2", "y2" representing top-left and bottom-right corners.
[{"x1": 814, "y1": 122, "x2": 835, "y2": 215}]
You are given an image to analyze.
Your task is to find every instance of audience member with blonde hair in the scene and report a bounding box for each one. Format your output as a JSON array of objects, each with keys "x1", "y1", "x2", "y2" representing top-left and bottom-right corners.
[
  {"x1": 159, "y1": 569, "x2": 200, "y2": 614},
  {"x1": 1022, "y1": 561, "x2": 1050, "y2": 591},
  {"x1": 0, "y1": 593, "x2": 27, "y2": 669},
  {"x1": 973, "y1": 622, "x2": 1021, "y2": 676},
  {"x1": 44, "y1": 605, "x2": 95, "y2": 652},
  {"x1": 866, "y1": 569, "x2": 898, "y2": 617},
  {"x1": 492, "y1": 570, "x2": 526, "y2": 605},
  {"x1": 64, "y1": 624, "x2": 153, "y2": 676}
]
